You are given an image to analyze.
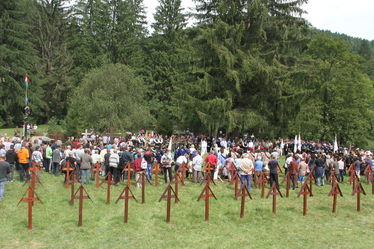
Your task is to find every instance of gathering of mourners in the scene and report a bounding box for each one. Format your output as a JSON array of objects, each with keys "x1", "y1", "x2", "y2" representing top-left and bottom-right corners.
[{"x1": 0, "y1": 130, "x2": 373, "y2": 202}]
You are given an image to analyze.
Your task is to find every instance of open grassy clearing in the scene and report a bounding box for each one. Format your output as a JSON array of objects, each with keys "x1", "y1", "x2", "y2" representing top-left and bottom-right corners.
[{"x1": 0, "y1": 168, "x2": 374, "y2": 249}]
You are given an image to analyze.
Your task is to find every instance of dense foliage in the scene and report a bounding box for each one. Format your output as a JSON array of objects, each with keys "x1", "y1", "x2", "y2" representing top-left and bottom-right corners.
[{"x1": 1, "y1": 0, "x2": 373, "y2": 146}]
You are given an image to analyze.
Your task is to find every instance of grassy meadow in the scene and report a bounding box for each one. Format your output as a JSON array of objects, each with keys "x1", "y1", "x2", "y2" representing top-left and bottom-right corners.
[{"x1": 0, "y1": 166, "x2": 374, "y2": 249}]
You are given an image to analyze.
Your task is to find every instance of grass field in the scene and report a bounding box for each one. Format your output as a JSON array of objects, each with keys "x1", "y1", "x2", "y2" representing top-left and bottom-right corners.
[
  {"x1": 0, "y1": 125, "x2": 49, "y2": 137},
  {"x1": 1, "y1": 167, "x2": 374, "y2": 249}
]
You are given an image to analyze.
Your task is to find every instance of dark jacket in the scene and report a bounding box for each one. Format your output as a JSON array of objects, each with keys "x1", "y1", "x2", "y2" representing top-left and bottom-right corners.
[
  {"x1": 0, "y1": 161, "x2": 10, "y2": 182},
  {"x1": 5, "y1": 149, "x2": 17, "y2": 164}
]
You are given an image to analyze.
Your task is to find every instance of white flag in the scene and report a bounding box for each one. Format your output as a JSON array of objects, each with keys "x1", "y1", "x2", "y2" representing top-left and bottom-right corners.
[
  {"x1": 333, "y1": 135, "x2": 338, "y2": 153},
  {"x1": 293, "y1": 135, "x2": 297, "y2": 153},
  {"x1": 298, "y1": 134, "x2": 301, "y2": 152},
  {"x1": 168, "y1": 136, "x2": 172, "y2": 151}
]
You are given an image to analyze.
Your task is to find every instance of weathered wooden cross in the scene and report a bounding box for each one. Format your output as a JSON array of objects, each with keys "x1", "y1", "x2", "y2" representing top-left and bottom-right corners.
[
  {"x1": 136, "y1": 171, "x2": 152, "y2": 203},
  {"x1": 258, "y1": 171, "x2": 268, "y2": 198},
  {"x1": 235, "y1": 184, "x2": 252, "y2": 218},
  {"x1": 122, "y1": 162, "x2": 133, "y2": 187},
  {"x1": 297, "y1": 182, "x2": 313, "y2": 216},
  {"x1": 230, "y1": 172, "x2": 241, "y2": 200},
  {"x1": 18, "y1": 186, "x2": 43, "y2": 229},
  {"x1": 328, "y1": 181, "x2": 343, "y2": 213},
  {"x1": 201, "y1": 162, "x2": 216, "y2": 185},
  {"x1": 266, "y1": 182, "x2": 283, "y2": 214},
  {"x1": 100, "y1": 172, "x2": 116, "y2": 204},
  {"x1": 352, "y1": 182, "x2": 366, "y2": 212},
  {"x1": 152, "y1": 162, "x2": 161, "y2": 186},
  {"x1": 197, "y1": 183, "x2": 217, "y2": 221},
  {"x1": 116, "y1": 185, "x2": 137, "y2": 223},
  {"x1": 177, "y1": 162, "x2": 188, "y2": 185},
  {"x1": 282, "y1": 171, "x2": 292, "y2": 198},
  {"x1": 73, "y1": 184, "x2": 92, "y2": 226},
  {"x1": 92, "y1": 162, "x2": 102, "y2": 188},
  {"x1": 159, "y1": 184, "x2": 180, "y2": 223},
  {"x1": 62, "y1": 160, "x2": 74, "y2": 188}
]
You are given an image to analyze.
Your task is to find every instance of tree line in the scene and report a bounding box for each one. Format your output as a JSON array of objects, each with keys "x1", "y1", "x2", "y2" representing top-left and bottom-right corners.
[{"x1": 1, "y1": 0, "x2": 373, "y2": 147}]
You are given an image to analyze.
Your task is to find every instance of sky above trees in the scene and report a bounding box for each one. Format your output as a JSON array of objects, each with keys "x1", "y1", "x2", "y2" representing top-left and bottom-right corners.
[{"x1": 142, "y1": 0, "x2": 374, "y2": 40}]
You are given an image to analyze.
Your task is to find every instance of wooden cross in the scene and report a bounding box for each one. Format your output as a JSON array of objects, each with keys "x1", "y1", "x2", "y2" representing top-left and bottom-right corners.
[
  {"x1": 352, "y1": 182, "x2": 366, "y2": 212},
  {"x1": 100, "y1": 172, "x2": 116, "y2": 204},
  {"x1": 230, "y1": 172, "x2": 241, "y2": 200},
  {"x1": 159, "y1": 184, "x2": 180, "y2": 223},
  {"x1": 136, "y1": 171, "x2": 152, "y2": 203},
  {"x1": 307, "y1": 166, "x2": 316, "y2": 196},
  {"x1": 122, "y1": 162, "x2": 133, "y2": 187},
  {"x1": 197, "y1": 183, "x2": 217, "y2": 221},
  {"x1": 349, "y1": 170, "x2": 359, "y2": 192},
  {"x1": 370, "y1": 171, "x2": 374, "y2": 195},
  {"x1": 227, "y1": 162, "x2": 237, "y2": 183},
  {"x1": 282, "y1": 171, "x2": 291, "y2": 198},
  {"x1": 328, "y1": 171, "x2": 338, "y2": 184},
  {"x1": 258, "y1": 171, "x2": 268, "y2": 198},
  {"x1": 92, "y1": 162, "x2": 102, "y2": 188},
  {"x1": 364, "y1": 165, "x2": 372, "y2": 185},
  {"x1": 348, "y1": 163, "x2": 355, "y2": 175},
  {"x1": 328, "y1": 181, "x2": 343, "y2": 213},
  {"x1": 62, "y1": 160, "x2": 74, "y2": 188},
  {"x1": 297, "y1": 182, "x2": 313, "y2": 216},
  {"x1": 69, "y1": 171, "x2": 79, "y2": 205},
  {"x1": 266, "y1": 183, "x2": 283, "y2": 214},
  {"x1": 25, "y1": 162, "x2": 42, "y2": 205},
  {"x1": 171, "y1": 172, "x2": 182, "y2": 203},
  {"x1": 177, "y1": 162, "x2": 188, "y2": 185},
  {"x1": 152, "y1": 162, "x2": 161, "y2": 186},
  {"x1": 116, "y1": 185, "x2": 137, "y2": 223},
  {"x1": 201, "y1": 162, "x2": 216, "y2": 185},
  {"x1": 17, "y1": 186, "x2": 43, "y2": 230},
  {"x1": 73, "y1": 184, "x2": 92, "y2": 226},
  {"x1": 235, "y1": 184, "x2": 252, "y2": 218}
]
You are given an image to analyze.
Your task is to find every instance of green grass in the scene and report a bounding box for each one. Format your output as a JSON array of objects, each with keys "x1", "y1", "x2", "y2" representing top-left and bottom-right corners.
[
  {"x1": 1, "y1": 169, "x2": 374, "y2": 249},
  {"x1": 0, "y1": 125, "x2": 49, "y2": 136}
]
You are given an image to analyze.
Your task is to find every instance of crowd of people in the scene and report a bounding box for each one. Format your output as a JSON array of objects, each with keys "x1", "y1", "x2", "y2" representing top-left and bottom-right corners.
[{"x1": 0, "y1": 131, "x2": 373, "y2": 201}]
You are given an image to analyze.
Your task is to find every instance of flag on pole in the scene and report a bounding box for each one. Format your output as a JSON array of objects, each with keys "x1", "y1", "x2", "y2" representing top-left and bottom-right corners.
[
  {"x1": 333, "y1": 135, "x2": 338, "y2": 153},
  {"x1": 293, "y1": 135, "x2": 297, "y2": 153},
  {"x1": 298, "y1": 134, "x2": 301, "y2": 152},
  {"x1": 168, "y1": 136, "x2": 172, "y2": 151},
  {"x1": 24, "y1": 75, "x2": 30, "y2": 87}
]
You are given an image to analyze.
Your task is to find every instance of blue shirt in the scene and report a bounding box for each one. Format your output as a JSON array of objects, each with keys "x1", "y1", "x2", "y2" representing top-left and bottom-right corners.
[{"x1": 254, "y1": 160, "x2": 263, "y2": 171}]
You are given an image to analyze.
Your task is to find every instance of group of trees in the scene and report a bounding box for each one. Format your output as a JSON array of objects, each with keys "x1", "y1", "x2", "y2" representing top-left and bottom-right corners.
[{"x1": 1, "y1": 0, "x2": 373, "y2": 147}]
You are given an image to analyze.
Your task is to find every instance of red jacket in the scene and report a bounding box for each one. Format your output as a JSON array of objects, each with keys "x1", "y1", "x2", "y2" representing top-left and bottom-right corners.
[
  {"x1": 133, "y1": 157, "x2": 142, "y2": 172},
  {"x1": 205, "y1": 154, "x2": 218, "y2": 166}
]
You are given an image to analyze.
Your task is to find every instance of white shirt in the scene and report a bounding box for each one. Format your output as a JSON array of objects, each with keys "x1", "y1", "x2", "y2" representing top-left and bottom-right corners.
[
  {"x1": 192, "y1": 155, "x2": 203, "y2": 171},
  {"x1": 176, "y1": 155, "x2": 188, "y2": 165}
]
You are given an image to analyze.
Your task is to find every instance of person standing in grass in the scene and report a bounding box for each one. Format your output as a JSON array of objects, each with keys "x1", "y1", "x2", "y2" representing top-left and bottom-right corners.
[
  {"x1": 17, "y1": 142, "x2": 30, "y2": 182},
  {"x1": 80, "y1": 149, "x2": 92, "y2": 184},
  {"x1": 298, "y1": 156, "x2": 308, "y2": 185},
  {"x1": 288, "y1": 156, "x2": 299, "y2": 189},
  {"x1": 238, "y1": 154, "x2": 254, "y2": 192},
  {"x1": 268, "y1": 155, "x2": 280, "y2": 189},
  {"x1": 192, "y1": 151, "x2": 203, "y2": 183},
  {"x1": 5, "y1": 145, "x2": 17, "y2": 182},
  {"x1": 161, "y1": 149, "x2": 173, "y2": 183},
  {"x1": 52, "y1": 146, "x2": 62, "y2": 176},
  {"x1": 0, "y1": 155, "x2": 11, "y2": 201}
]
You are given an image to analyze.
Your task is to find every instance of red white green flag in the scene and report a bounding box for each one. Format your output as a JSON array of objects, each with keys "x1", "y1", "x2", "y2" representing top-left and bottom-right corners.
[{"x1": 24, "y1": 75, "x2": 30, "y2": 87}]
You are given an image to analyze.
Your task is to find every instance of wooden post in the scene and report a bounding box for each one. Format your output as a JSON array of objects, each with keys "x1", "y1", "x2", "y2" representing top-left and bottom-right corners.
[
  {"x1": 197, "y1": 183, "x2": 217, "y2": 221},
  {"x1": 266, "y1": 183, "x2": 283, "y2": 214},
  {"x1": 258, "y1": 172, "x2": 267, "y2": 198},
  {"x1": 100, "y1": 172, "x2": 115, "y2": 204},
  {"x1": 177, "y1": 162, "x2": 188, "y2": 185},
  {"x1": 18, "y1": 186, "x2": 42, "y2": 230},
  {"x1": 136, "y1": 171, "x2": 152, "y2": 204},
  {"x1": 235, "y1": 184, "x2": 252, "y2": 218},
  {"x1": 152, "y1": 162, "x2": 161, "y2": 186},
  {"x1": 70, "y1": 171, "x2": 79, "y2": 205},
  {"x1": 27, "y1": 162, "x2": 41, "y2": 206},
  {"x1": 352, "y1": 182, "x2": 366, "y2": 212},
  {"x1": 116, "y1": 185, "x2": 137, "y2": 223},
  {"x1": 92, "y1": 162, "x2": 102, "y2": 188},
  {"x1": 307, "y1": 167, "x2": 316, "y2": 196},
  {"x1": 201, "y1": 163, "x2": 216, "y2": 185},
  {"x1": 159, "y1": 184, "x2": 180, "y2": 223},
  {"x1": 62, "y1": 161, "x2": 74, "y2": 188},
  {"x1": 230, "y1": 172, "x2": 241, "y2": 200},
  {"x1": 73, "y1": 184, "x2": 92, "y2": 227},
  {"x1": 122, "y1": 162, "x2": 133, "y2": 187},
  {"x1": 328, "y1": 182, "x2": 343, "y2": 213},
  {"x1": 328, "y1": 171, "x2": 338, "y2": 184},
  {"x1": 297, "y1": 182, "x2": 313, "y2": 216},
  {"x1": 172, "y1": 172, "x2": 182, "y2": 204},
  {"x1": 228, "y1": 162, "x2": 237, "y2": 183},
  {"x1": 282, "y1": 171, "x2": 291, "y2": 198},
  {"x1": 364, "y1": 165, "x2": 372, "y2": 184}
]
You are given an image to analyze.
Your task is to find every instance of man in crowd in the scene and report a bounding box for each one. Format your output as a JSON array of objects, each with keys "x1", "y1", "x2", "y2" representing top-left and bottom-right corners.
[
  {"x1": 0, "y1": 155, "x2": 11, "y2": 201},
  {"x1": 17, "y1": 142, "x2": 30, "y2": 182},
  {"x1": 5, "y1": 145, "x2": 17, "y2": 182}
]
